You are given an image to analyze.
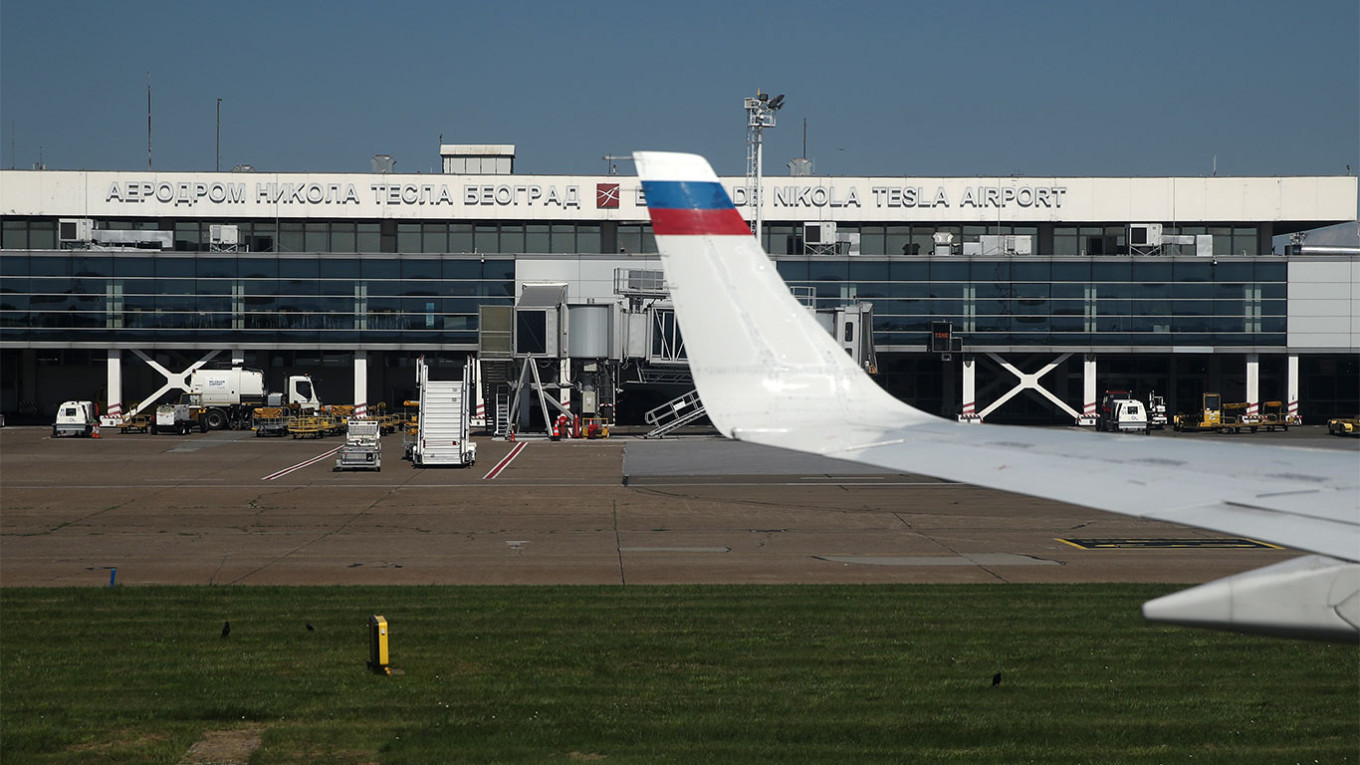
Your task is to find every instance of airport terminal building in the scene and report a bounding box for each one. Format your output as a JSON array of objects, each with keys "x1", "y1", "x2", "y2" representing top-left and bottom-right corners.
[{"x1": 2, "y1": 144, "x2": 1356, "y2": 429}]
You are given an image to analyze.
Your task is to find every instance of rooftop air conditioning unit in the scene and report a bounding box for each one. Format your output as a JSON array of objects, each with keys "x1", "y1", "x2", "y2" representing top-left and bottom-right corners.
[
  {"x1": 59, "y1": 218, "x2": 94, "y2": 244},
  {"x1": 932, "y1": 231, "x2": 954, "y2": 256},
  {"x1": 804, "y1": 222, "x2": 836, "y2": 247},
  {"x1": 210, "y1": 224, "x2": 239, "y2": 246},
  {"x1": 1129, "y1": 223, "x2": 1163, "y2": 248}
]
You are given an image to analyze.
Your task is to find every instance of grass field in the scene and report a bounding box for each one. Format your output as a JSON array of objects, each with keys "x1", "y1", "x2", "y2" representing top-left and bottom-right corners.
[{"x1": 1, "y1": 584, "x2": 1356, "y2": 764}]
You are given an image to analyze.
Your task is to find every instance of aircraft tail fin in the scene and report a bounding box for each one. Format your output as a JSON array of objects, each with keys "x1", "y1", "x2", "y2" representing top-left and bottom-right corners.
[{"x1": 633, "y1": 151, "x2": 927, "y2": 442}]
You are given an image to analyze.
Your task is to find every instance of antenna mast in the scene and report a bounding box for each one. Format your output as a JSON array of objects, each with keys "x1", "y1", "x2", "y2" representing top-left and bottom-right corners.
[{"x1": 146, "y1": 73, "x2": 153, "y2": 171}]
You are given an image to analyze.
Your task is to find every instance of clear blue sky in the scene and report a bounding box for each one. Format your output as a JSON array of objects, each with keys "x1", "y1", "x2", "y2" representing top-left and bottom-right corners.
[{"x1": 2, "y1": 0, "x2": 1356, "y2": 179}]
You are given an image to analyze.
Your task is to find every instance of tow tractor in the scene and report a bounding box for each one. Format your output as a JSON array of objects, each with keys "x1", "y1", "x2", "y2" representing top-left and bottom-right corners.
[
  {"x1": 1173, "y1": 393, "x2": 1224, "y2": 432},
  {"x1": 1327, "y1": 415, "x2": 1359, "y2": 436},
  {"x1": 1146, "y1": 391, "x2": 1168, "y2": 430}
]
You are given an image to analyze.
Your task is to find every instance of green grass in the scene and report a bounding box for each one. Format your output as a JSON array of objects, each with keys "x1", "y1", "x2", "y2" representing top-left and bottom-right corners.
[{"x1": 2, "y1": 585, "x2": 1356, "y2": 763}]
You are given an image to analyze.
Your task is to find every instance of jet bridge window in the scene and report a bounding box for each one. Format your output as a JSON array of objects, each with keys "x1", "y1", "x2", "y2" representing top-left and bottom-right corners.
[{"x1": 516, "y1": 310, "x2": 547, "y2": 355}]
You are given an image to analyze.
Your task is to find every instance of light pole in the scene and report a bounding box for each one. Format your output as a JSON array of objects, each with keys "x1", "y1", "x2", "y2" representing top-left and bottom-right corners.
[{"x1": 744, "y1": 92, "x2": 784, "y2": 243}]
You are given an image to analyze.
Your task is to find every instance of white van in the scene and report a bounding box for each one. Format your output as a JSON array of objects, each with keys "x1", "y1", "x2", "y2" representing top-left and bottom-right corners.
[
  {"x1": 1109, "y1": 399, "x2": 1150, "y2": 434},
  {"x1": 53, "y1": 400, "x2": 98, "y2": 437}
]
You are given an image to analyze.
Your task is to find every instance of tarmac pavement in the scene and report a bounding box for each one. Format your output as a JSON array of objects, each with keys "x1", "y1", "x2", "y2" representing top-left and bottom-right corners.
[{"x1": 2, "y1": 424, "x2": 1349, "y2": 588}]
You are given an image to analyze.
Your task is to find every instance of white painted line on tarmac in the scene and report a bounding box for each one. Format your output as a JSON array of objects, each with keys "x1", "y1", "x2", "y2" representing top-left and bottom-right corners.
[
  {"x1": 261, "y1": 446, "x2": 343, "y2": 480},
  {"x1": 482, "y1": 442, "x2": 527, "y2": 480}
]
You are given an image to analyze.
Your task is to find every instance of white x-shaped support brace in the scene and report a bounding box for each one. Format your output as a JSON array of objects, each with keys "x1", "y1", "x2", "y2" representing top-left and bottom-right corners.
[
  {"x1": 122, "y1": 349, "x2": 222, "y2": 419},
  {"x1": 976, "y1": 352, "x2": 1081, "y2": 421}
]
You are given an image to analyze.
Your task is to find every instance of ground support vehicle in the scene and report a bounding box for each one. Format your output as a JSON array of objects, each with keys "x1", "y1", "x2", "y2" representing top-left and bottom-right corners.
[
  {"x1": 1096, "y1": 390, "x2": 1134, "y2": 432},
  {"x1": 287, "y1": 414, "x2": 332, "y2": 439},
  {"x1": 119, "y1": 413, "x2": 152, "y2": 433},
  {"x1": 252, "y1": 407, "x2": 290, "y2": 437},
  {"x1": 181, "y1": 368, "x2": 322, "y2": 430},
  {"x1": 1259, "y1": 401, "x2": 1301, "y2": 431},
  {"x1": 154, "y1": 396, "x2": 206, "y2": 435},
  {"x1": 1327, "y1": 416, "x2": 1359, "y2": 436},
  {"x1": 1146, "y1": 392, "x2": 1168, "y2": 430},
  {"x1": 335, "y1": 420, "x2": 382, "y2": 471},
  {"x1": 1174, "y1": 393, "x2": 1224, "y2": 432},
  {"x1": 410, "y1": 357, "x2": 476, "y2": 467},
  {"x1": 582, "y1": 416, "x2": 611, "y2": 439},
  {"x1": 1220, "y1": 402, "x2": 1260, "y2": 434},
  {"x1": 53, "y1": 400, "x2": 98, "y2": 437},
  {"x1": 1105, "y1": 399, "x2": 1150, "y2": 434}
]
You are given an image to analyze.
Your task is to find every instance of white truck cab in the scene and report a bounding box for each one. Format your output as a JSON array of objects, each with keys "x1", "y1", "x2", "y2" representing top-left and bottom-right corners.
[{"x1": 53, "y1": 400, "x2": 98, "y2": 437}]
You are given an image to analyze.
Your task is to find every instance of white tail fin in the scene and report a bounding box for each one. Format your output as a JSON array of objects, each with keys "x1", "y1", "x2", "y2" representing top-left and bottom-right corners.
[{"x1": 633, "y1": 151, "x2": 929, "y2": 441}]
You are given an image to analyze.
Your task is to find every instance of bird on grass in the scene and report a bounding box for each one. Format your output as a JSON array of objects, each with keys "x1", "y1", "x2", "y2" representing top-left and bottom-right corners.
[
  {"x1": 991, "y1": 672, "x2": 1002, "y2": 687},
  {"x1": 221, "y1": 621, "x2": 231, "y2": 639},
  {"x1": 305, "y1": 623, "x2": 314, "y2": 632}
]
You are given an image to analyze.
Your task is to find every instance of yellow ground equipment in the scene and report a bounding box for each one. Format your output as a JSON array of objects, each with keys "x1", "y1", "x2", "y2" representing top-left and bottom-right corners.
[
  {"x1": 1173, "y1": 393, "x2": 1224, "y2": 432},
  {"x1": 1259, "y1": 401, "x2": 1301, "y2": 431},
  {"x1": 1220, "y1": 402, "x2": 1260, "y2": 433},
  {"x1": 582, "y1": 417, "x2": 611, "y2": 439},
  {"x1": 252, "y1": 406, "x2": 289, "y2": 437},
  {"x1": 1327, "y1": 416, "x2": 1359, "y2": 436}
]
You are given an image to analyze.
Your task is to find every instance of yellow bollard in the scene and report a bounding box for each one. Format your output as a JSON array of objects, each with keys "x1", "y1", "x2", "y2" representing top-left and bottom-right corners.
[{"x1": 368, "y1": 615, "x2": 390, "y2": 674}]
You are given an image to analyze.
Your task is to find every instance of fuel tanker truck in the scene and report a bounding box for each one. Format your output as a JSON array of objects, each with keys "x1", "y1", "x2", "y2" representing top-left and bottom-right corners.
[{"x1": 188, "y1": 368, "x2": 322, "y2": 430}]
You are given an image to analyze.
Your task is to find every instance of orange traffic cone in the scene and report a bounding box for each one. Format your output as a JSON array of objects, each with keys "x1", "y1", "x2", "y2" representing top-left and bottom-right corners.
[{"x1": 92, "y1": 423, "x2": 101, "y2": 439}]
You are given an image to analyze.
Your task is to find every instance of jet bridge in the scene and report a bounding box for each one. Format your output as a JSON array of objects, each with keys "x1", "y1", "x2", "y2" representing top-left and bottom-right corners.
[{"x1": 478, "y1": 269, "x2": 878, "y2": 437}]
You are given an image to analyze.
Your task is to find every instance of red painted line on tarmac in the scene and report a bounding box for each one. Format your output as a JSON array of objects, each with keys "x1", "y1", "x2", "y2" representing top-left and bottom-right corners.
[
  {"x1": 262, "y1": 446, "x2": 343, "y2": 481},
  {"x1": 482, "y1": 442, "x2": 526, "y2": 480}
]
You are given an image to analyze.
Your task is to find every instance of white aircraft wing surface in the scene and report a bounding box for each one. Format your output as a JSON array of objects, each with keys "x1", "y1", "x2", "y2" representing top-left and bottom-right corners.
[{"x1": 634, "y1": 150, "x2": 1360, "y2": 642}]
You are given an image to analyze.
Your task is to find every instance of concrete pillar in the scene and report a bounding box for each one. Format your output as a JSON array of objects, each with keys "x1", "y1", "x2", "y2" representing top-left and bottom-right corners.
[
  {"x1": 1245, "y1": 354, "x2": 1260, "y2": 417},
  {"x1": 105, "y1": 350, "x2": 123, "y2": 422},
  {"x1": 959, "y1": 354, "x2": 979, "y2": 422},
  {"x1": 353, "y1": 351, "x2": 368, "y2": 418},
  {"x1": 22, "y1": 349, "x2": 37, "y2": 414},
  {"x1": 1081, "y1": 353, "x2": 1098, "y2": 425},
  {"x1": 1287, "y1": 354, "x2": 1300, "y2": 423}
]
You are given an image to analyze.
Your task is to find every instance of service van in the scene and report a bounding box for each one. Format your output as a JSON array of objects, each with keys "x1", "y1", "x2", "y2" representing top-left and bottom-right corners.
[
  {"x1": 53, "y1": 400, "x2": 98, "y2": 437},
  {"x1": 1107, "y1": 399, "x2": 1150, "y2": 434}
]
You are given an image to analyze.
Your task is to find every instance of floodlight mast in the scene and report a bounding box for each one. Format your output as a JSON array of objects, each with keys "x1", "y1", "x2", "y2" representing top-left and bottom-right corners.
[{"x1": 744, "y1": 91, "x2": 783, "y2": 243}]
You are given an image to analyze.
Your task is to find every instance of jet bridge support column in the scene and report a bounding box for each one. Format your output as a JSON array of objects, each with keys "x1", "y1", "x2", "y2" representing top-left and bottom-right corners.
[
  {"x1": 1079, "y1": 354, "x2": 1098, "y2": 426},
  {"x1": 1286, "y1": 354, "x2": 1300, "y2": 423},
  {"x1": 105, "y1": 350, "x2": 122, "y2": 424},
  {"x1": 958, "y1": 354, "x2": 980, "y2": 423},
  {"x1": 1245, "y1": 354, "x2": 1260, "y2": 418},
  {"x1": 354, "y1": 351, "x2": 369, "y2": 419}
]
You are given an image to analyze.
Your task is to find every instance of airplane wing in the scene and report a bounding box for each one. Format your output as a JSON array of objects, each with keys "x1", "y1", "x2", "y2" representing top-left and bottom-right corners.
[{"x1": 634, "y1": 150, "x2": 1360, "y2": 642}]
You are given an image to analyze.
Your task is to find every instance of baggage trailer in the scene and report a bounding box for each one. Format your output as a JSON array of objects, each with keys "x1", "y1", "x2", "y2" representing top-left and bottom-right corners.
[
  {"x1": 335, "y1": 420, "x2": 382, "y2": 471},
  {"x1": 1259, "y1": 400, "x2": 1300, "y2": 431},
  {"x1": 1220, "y1": 402, "x2": 1260, "y2": 433},
  {"x1": 410, "y1": 357, "x2": 477, "y2": 467}
]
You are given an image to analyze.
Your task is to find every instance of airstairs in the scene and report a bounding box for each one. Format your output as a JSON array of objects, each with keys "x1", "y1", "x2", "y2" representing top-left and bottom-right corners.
[
  {"x1": 411, "y1": 357, "x2": 476, "y2": 467},
  {"x1": 643, "y1": 389, "x2": 707, "y2": 438}
]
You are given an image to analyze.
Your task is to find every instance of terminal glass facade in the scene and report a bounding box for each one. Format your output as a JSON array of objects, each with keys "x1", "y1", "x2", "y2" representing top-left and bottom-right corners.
[{"x1": 0, "y1": 251, "x2": 514, "y2": 345}]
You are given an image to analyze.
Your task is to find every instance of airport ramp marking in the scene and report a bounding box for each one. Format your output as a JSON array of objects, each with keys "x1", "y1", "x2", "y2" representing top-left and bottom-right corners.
[
  {"x1": 483, "y1": 442, "x2": 527, "y2": 480},
  {"x1": 261, "y1": 447, "x2": 343, "y2": 480},
  {"x1": 816, "y1": 553, "x2": 1060, "y2": 567},
  {"x1": 1056, "y1": 537, "x2": 1282, "y2": 550}
]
